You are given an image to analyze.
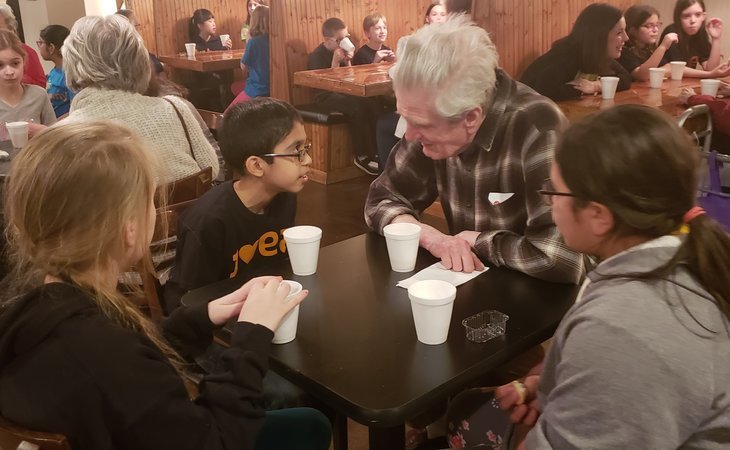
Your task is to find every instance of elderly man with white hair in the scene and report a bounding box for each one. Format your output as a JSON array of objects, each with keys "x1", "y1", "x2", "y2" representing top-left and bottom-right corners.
[{"x1": 365, "y1": 16, "x2": 583, "y2": 284}]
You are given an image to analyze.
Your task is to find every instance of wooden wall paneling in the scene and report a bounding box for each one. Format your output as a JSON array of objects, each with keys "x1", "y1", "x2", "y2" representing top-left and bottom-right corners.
[{"x1": 127, "y1": 0, "x2": 157, "y2": 55}]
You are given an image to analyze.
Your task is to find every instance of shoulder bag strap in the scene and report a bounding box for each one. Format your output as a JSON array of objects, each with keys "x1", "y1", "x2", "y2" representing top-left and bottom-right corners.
[{"x1": 163, "y1": 96, "x2": 195, "y2": 161}]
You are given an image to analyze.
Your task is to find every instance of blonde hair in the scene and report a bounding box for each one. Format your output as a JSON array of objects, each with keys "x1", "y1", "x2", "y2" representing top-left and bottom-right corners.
[
  {"x1": 392, "y1": 14, "x2": 498, "y2": 119},
  {"x1": 3, "y1": 122, "x2": 183, "y2": 373},
  {"x1": 63, "y1": 15, "x2": 151, "y2": 93},
  {"x1": 0, "y1": 28, "x2": 25, "y2": 59},
  {"x1": 363, "y1": 13, "x2": 387, "y2": 32},
  {"x1": 249, "y1": 5, "x2": 269, "y2": 37},
  {"x1": 0, "y1": 4, "x2": 18, "y2": 32}
]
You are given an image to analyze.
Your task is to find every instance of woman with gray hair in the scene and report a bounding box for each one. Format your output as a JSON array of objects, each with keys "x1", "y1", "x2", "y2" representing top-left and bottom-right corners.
[
  {"x1": 61, "y1": 15, "x2": 219, "y2": 183},
  {"x1": 0, "y1": 3, "x2": 46, "y2": 87}
]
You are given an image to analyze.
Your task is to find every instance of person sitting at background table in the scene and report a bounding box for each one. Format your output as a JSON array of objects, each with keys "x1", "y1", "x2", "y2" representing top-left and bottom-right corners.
[
  {"x1": 0, "y1": 4, "x2": 46, "y2": 88},
  {"x1": 227, "y1": 5, "x2": 270, "y2": 110},
  {"x1": 365, "y1": 14, "x2": 584, "y2": 283},
  {"x1": 241, "y1": 0, "x2": 268, "y2": 42},
  {"x1": 164, "y1": 98, "x2": 311, "y2": 312},
  {"x1": 116, "y1": 9, "x2": 165, "y2": 78},
  {"x1": 61, "y1": 15, "x2": 219, "y2": 183},
  {"x1": 352, "y1": 13, "x2": 395, "y2": 66},
  {"x1": 0, "y1": 120, "x2": 332, "y2": 450},
  {"x1": 190, "y1": 8, "x2": 233, "y2": 51},
  {"x1": 660, "y1": 0, "x2": 723, "y2": 71},
  {"x1": 620, "y1": 4, "x2": 730, "y2": 81},
  {"x1": 447, "y1": 104, "x2": 730, "y2": 449},
  {"x1": 36, "y1": 25, "x2": 74, "y2": 118},
  {"x1": 308, "y1": 17, "x2": 381, "y2": 175},
  {"x1": 521, "y1": 3, "x2": 632, "y2": 102},
  {"x1": 0, "y1": 29, "x2": 55, "y2": 138},
  {"x1": 679, "y1": 84, "x2": 730, "y2": 152},
  {"x1": 425, "y1": 1, "x2": 448, "y2": 24}
]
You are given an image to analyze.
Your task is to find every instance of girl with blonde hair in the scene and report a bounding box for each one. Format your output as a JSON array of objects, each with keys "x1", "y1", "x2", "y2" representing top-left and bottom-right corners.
[{"x1": 0, "y1": 122, "x2": 331, "y2": 450}]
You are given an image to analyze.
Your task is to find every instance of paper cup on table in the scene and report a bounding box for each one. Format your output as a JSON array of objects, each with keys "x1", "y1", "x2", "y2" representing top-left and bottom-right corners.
[
  {"x1": 383, "y1": 223, "x2": 421, "y2": 272},
  {"x1": 408, "y1": 280, "x2": 457, "y2": 345},
  {"x1": 670, "y1": 61, "x2": 686, "y2": 80},
  {"x1": 600, "y1": 76, "x2": 619, "y2": 100},
  {"x1": 701, "y1": 79, "x2": 721, "y2": 96},
  {"x1": 219, "y1": 34, "x2": 229, "y2": 46},
  {"x1": 283, "y1": 225, "x2": 322, "y2": 276},
  {"x1": 6, "y1": 121, "x2": 28, "y2": 149},
  {"x1": 649, "y1": 68, "x2": 664, "y2": 89},
  {"x1": 185, "y1": 43, "x2": 196, "y2": 58},
  {"x1": 339, "y1": 37, "x2": 356, "y2": 53},
  {"x1": 272, "y1": 280, "x2": 303, "y2": 344}
]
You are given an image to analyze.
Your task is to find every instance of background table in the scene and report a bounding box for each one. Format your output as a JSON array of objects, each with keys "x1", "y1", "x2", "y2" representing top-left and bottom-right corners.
[
  {"x1": 293, "y1": 63, "x2": 394, "y2": 97},
  {"x1": 159, "y1": 50, "x2": 244, "y2": 72},
  {"x1": 183, "y1": 233, "x2": 579, "y2": 450}
]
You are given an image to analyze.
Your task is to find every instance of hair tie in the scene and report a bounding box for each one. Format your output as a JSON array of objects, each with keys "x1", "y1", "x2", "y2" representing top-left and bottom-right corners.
[{"x1": 683, "y1": 206, "x2": 706, "y2": 223}]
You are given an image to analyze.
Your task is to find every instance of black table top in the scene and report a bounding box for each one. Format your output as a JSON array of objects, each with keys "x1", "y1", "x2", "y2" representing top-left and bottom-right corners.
[
  {"x1": 182, "y1": 233, "x2": 579, "y2": 427},
  {"x1": 0, "y1": 140, "x2": 17, "y2": 180}
]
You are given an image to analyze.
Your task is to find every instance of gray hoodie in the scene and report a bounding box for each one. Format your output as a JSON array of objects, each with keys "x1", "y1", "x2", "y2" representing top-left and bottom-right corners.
[{"x1": 527, "y1": 236, "x2": 730, "y2": 449}]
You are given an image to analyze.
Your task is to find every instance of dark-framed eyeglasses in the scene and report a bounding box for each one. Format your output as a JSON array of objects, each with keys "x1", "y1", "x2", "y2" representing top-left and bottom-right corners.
[
  {"x1": 641, "y1": 22, "x2": 663, "y2": 30},
  {"x1": 262, "y1": 142, "x2": 312, "y2": 163},
  {"x1": 537, "y1": 179, "x2": 576, "y2": 206}
]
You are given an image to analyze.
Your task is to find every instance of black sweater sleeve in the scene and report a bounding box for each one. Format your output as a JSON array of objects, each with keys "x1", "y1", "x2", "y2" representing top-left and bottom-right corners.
[
  {"x1": 520, "y1": 48, "x2": 582, "y2": 101},
  {"x1": 610, "y1": 59, "x2": 633, "y2": 92}
]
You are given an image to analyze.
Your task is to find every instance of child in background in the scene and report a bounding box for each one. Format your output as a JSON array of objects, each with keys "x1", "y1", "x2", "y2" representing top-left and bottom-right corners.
[
  {"x1": 164, "y1": 98, "x2": 312, "y2": 312},
  {"x1": 241, "y1": 0, "x2": 268, "y2": 41},
  {"x1": 227, "y1": 5, "x2": 270, "y2": 110},
  {"x1": 189, "y1": 8, "x2": 232, "y2": 51},
  {"x1": 37, "y1": 25, "x2": 74, "y2": 118},
  {"x1": 0, "y1": 4, "x2": 45, "y2": 88},
  {"x1": 0, "y1": 29, "x2": 55, "y2": 138},
  {"x1": 352, "y1": 13, "x2": 395, "y2": 65},
  {"x1": 0, "y1": 120, "x2": 331, "y2": 450},
  {"x1": 448, "y1": 104, "x2": 730, "y2": 449},
  {"x1": 660, "y1": 0, "x2": 723, "y2": 70},
  {"x1": 425, "y1": 1, "x2": 448, "y2": 24},
  {"x1": 620, "y1": 4, "x2": 730, "y2": 81}
]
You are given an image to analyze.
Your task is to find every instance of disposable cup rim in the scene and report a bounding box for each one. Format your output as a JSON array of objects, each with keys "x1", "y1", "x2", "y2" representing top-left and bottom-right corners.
[
  {"x1": 283, "y1": 225, "x2": 322, "y2": 243},
  {"x1": 5, "y1": 121, "x2": 28, "y2": 128},
  {"x1": 408, "y1": 279, "x2": 456, "y2": 306}
]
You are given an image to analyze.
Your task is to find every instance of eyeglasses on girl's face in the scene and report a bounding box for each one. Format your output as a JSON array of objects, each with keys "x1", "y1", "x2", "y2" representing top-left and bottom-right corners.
[
  {"x1": 641, "y1": 21, "x2": 663, "y2": 30},
  {"x1": 537, "y1": 179, "x2": 576, "y2": 206},
  {"x1": 262, "y1": 142, "x2": 312, "y2": 163}
]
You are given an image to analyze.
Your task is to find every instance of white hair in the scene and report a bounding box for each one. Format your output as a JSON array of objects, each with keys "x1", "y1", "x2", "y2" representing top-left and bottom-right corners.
[
  {"x1": 392, "y1": 14, "x2": 498, "y2": 119},
  {"x1": 63, "y1": 15, "x2": 150, "y2": 94},
  {"x1": 0, "y1": 4, "x2": 17, "y2": 32}
]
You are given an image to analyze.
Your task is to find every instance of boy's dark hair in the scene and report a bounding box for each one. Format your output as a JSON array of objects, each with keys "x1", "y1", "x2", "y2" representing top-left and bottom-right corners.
[
  {"x1": 322, "y1": 17, "x2": 346, "y2": 38},
  {"x1": 39, "y1": 24, "x2": 70, "y2": 48},
  {"x1": 219, "y1": 98, "x2": 303, "y2": 173}
]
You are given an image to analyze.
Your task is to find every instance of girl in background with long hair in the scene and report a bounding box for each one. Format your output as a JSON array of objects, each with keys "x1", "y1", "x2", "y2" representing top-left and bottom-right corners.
[{"x1": 660, "y1": 0, "x2": 723, "y2": 70}]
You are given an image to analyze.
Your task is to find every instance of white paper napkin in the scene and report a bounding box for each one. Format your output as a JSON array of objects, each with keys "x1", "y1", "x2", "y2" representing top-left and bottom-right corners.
[{"x1": 396, "y1": 263, "x2": 488, "y2": 289}]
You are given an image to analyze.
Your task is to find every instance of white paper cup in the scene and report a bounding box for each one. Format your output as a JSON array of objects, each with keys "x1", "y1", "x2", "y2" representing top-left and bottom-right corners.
[
  {"x1": 701, "y1": 79, "x2": 721, "y2": 96},
  {"x1": 6, "y1": 121, "x2": 28, "y2": 148},
  {"x1": 272, "y1": 280, "x2": 303, "y2": 344},
  {"x1": 383, "y1": 223, "x2": 421, "y2": 272},
  {"x1": 219, "y1": 34, "x2": 229, "y2": 46},
  {"x1": 185, "y1": 43, "x2": 196, "y2": 58},
  {"x1": 283, "y1": 226, "x2": 322, "y2": 276},
  {"x1": 670, "y1": 61, "x2": 687, "y2": 81},
  {"x1": 649, "y1": 68, "x2": 664, "y2": 89},
  {"x1": 600, "y1": 76, "x2": 619, "y2": 100},
  {"x1": 408, "y1": 280, "x2": 457, "y2": 345},
  {"x1": 339, "y1": 37, "x2": 356, "y2": 53}
]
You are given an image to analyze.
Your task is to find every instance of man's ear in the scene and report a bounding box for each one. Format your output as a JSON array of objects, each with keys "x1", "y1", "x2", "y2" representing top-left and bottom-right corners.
[
  {"x1": 585, "y1": 201, "x2": 615, "y2": 237},
  {"x1": 244, "y1": 155, "x2": 266, "y2": 178},
  {"x1": 464, "y1": 106, "x2": 484, "y2": 134}
]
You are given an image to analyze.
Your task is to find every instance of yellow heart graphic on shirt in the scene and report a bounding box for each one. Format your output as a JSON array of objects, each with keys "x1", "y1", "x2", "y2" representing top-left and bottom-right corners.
[{"x1": 239, "y1": 241, "x2": 259, "y2": 264}]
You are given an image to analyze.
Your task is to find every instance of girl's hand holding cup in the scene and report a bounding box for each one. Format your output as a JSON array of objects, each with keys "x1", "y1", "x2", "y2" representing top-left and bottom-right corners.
[
  {"x1": 207, "y1": 275, "x2": 281, "y2": 325},
  {"x1": 238, "y1": 278, "x2": 308, "y2": 332}
]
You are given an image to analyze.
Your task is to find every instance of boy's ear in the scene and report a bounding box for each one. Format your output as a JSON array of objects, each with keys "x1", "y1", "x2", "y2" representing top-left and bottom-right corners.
[{"x1": 244, "y1": 155, "x2": 266, "y2": 177}]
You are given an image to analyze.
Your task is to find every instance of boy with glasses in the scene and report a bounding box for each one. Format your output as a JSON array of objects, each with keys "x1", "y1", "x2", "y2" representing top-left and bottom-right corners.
[{"x1": 164, "y1": 98, "x2": 312, "y2": 312}]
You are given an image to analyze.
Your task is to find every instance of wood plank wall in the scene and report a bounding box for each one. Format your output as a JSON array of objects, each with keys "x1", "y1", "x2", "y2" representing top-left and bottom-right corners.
[{"x1": 128, "y1": 0, "x2": 637, "y2": 102}]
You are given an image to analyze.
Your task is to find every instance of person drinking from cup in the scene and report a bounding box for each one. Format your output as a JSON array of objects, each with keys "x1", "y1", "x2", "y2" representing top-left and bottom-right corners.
[
  {"x1": 308, "y1": 17, "x2": 381, "y2": 175},
  {"x1": 0, "y1": 120, "x2": 332, "y2": 450},
  {"x1": 660, "y1": 0, "x2": 724, "y2": 71},
  {"x1": 164, "y1": 98, "x2": 312, "y2": 313},
  {"x1": 189, "y1": 8, "x2": 232, "y2": 51},
  {"x1": 448, "y1": 104, "x2": 730, "y2": 449},
  {"x1": 352, "y1": 13, "x2": 395, "y2": 65},
  {"x1": 0, "y1": 29, "x2": 55, "y2": 142},
  {"x1": 520, "y1": 3, "x2": 632, "y2": 101},
  {"x1": 365, "y1": 15, "x2": 583, "y2": 283},
  {"x1": 619, "y1": 4, "x2": 730, "y2": 81}
]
